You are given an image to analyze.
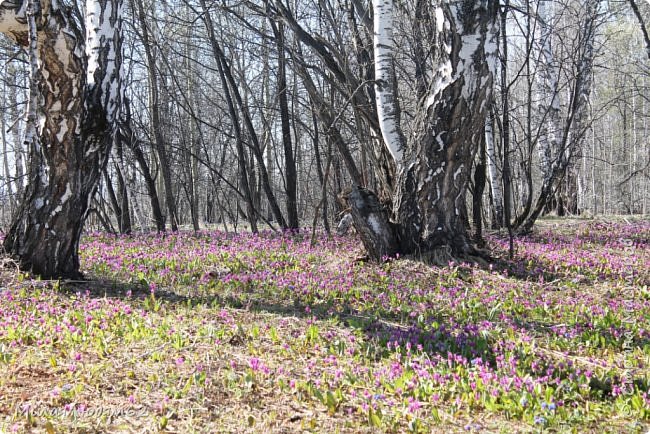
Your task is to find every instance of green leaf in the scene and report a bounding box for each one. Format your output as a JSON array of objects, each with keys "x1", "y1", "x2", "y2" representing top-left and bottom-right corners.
[
  {"x1": 306, "y1": 324, "x2": 319, "y2": 343},
  {"x1": 545, "y1": 386, "x2": 554, "y2": 402},
  {"x1": 325, "y1": 391, "x2": 340, "y2": 414},
  {"x1": 368, "y1": 408, "x2": 382, "y2": 427}
]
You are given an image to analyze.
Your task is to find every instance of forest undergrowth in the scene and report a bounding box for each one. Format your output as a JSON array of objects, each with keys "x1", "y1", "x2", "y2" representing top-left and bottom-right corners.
[{"x1": 0, "y1": 218, "x2": 648, "y2": 433}]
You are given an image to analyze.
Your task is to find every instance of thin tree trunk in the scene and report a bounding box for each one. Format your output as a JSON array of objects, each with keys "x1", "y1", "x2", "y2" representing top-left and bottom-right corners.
[
  {"x1": 292, "y1": 55, "x2": 364, "y2": 186},
  {"x1": 103, "y1": 167, "x2": 122, "y2": 231},
  {"x1": 311, "y1": 105, "x2": 330, "y2": 234},
  {"x1": 501, "y1": 0, "x2": 514, "y2": 257},
  {"x1": 119, "y1": 99, "x2": 166, "y2": 232},
  {"x1": 518, "y1": 1, "x2": 599, "y2": 232},
  {"x1": 473, "y1": 129, "x2": 487, "y2": 245},
  {"x1": 199, "y1": 0, "x2": 286, "y2": 228},
  {"x1": 216, "y1": 54, "x2": 258, "y2": 232},
  {"x1": 114, "y1": 160, "x2": 132, "y2": 233},
  {"x1": 485, "y1": 108, "x2": 503, "y2": 228},
  {"x1": 132, "y1": 0, "x2": 178, "y2": 231},
  {"x1": 271, "y1": 19, "x2": 299, "y2": 229},
  {"x1": 372, "y1": 0, "x2": 407, "y2": 163},
  {"x1": 7, "y1": 64, "x2": 24, "y2": 199},
  {"x1": 1, "y1": 98, "x2": 14, "y2": 213}
]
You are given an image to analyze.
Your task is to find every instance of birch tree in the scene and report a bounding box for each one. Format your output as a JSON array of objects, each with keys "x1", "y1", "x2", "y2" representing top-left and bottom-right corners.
[
  {"x1": 0, "y1": 0, "x2": 124, "y2": 278},
  {"x1": 535, "y1": 0, "x2": 560, "y2": 188},
  {"x1": 344, "y1": 1, "x2": 499, "y2": 260},
  {"x1": 516, "y1": 0, "x2": 601, "y2": 232}
]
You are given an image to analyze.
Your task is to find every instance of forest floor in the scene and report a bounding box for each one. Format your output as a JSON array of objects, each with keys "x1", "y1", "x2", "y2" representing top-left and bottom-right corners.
[{"x1": 0, "y1": 217, "x2": 649, "y2": 433}]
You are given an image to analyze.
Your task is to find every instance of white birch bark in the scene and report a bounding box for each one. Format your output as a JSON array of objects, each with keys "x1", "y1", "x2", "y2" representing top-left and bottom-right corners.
[
  {"x1": 8, "y1": 64, "x2": 24, "y2": 197},
  {"x1": 1, "y1": 101, "x2": 12, "y2": 210},
  {"x1": 535, "y1": 0, "x2": 561, "y2": 184},
  {"x1": 392, "y1": 1, "x2": 499, "y2": 254},
  {"x1": 23, "y1": 0, "x2": 44, "y2": 188},
  {"x1": 0, "y1": 0, "x2": 124, "y2": 278},
  {"x1": 485, "y1": 110, "x2": 503, "y2": 226},
  {"x1": 86, "y1": 0, "x2": 123, "y2": 126},
  {"x1": 373, "y1": 0, "x2": 406, "y2": 165}
]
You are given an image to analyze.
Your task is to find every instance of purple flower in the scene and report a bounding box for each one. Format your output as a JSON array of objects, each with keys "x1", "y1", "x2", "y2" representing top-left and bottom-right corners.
[
  {"x1": 249, "y1": 357, "x2": 261, "y2": 372},
  {"x1": 407, "y1": 397, "x2": 421, "y2": 412}
]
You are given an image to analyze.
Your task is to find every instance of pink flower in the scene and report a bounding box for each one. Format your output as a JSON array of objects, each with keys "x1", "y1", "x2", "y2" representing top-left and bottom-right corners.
[
  {"x1": 408, "y1": 397, "x2": 421, "y2": 412},
  {"x1": 249, "y1": 357, "x2": 261, "y2": 372}
]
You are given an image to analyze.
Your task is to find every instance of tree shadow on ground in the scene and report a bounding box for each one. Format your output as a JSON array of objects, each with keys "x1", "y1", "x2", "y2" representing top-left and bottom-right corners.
[{"x1": 61, "y1": 277, "x2": 499, "y2": 368}]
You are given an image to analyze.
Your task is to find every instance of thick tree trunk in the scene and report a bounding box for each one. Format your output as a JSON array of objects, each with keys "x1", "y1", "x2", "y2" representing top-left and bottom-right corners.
[
  {"x1": 398, "y1": 2, "x2": 497, "y2": 255},
  {"x1": 346, "y1": 2, "x2": 499, "y2": 261},
  {"x1": 1, "y1": 0, "x2": 123, "y2": 279}
]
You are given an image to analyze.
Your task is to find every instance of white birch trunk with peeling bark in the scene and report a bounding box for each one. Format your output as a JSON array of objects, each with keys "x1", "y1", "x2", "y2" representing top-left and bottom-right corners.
[
  {"x1": 347, "y1": 1, "x2": 499, "y2": 260},
  {"x1": 372, "y1": 0, "x2": 406, "y2": 164},
  {"x1": 535, "y1": 0, "x2": 561, "y2": 185},
  {"x1": 0, "y1": 0, "x2": 123, "y2": 278}
]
